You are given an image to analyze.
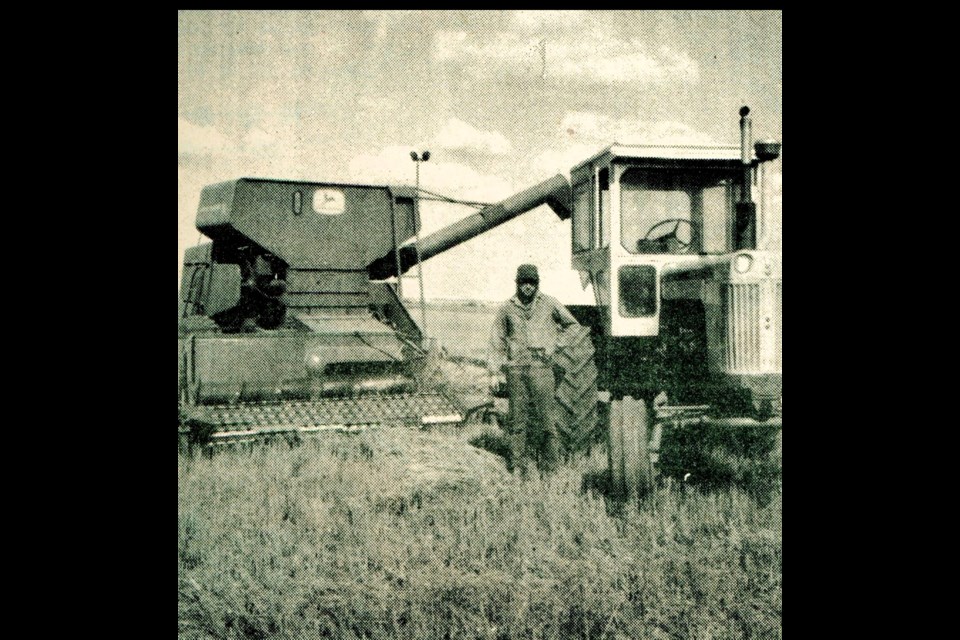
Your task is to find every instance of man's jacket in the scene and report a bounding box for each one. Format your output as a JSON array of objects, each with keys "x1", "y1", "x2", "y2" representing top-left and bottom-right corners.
[{"x1": 488, "y1": 291, "x2": 578, "y2": 370}]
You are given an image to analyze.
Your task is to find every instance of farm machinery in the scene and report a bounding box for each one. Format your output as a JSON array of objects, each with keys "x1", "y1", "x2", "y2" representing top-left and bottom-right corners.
[
  {"x1": 179, "y1": 107, "x2": 781, "y2": 482},
  {"x1": 177, "y1": 173, "x2": 573, "y2": 447}
]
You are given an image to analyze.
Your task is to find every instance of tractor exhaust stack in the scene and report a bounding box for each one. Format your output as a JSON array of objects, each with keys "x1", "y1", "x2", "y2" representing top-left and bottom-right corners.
[{"x1": 734, "y1": 106, "x2": 757, "y2": 251}]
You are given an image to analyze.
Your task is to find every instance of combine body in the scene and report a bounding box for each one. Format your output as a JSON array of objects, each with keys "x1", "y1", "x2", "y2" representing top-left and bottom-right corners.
[
  {"x1": 178, "y1": 176, "x2": 571, "y2": 445},
  {"x1": 177, "y1": 179, "x2": 451, "y2": 441}
]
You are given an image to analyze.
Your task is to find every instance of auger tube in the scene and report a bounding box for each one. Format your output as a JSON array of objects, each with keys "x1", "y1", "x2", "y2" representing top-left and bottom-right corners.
[{"x1": 368, "y1": 173, "x2": 571, "y2": 280}]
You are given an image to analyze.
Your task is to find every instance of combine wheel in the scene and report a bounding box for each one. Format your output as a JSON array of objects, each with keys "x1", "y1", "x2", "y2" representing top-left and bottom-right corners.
[
  {"x1": 553, "y1": 325, "x2": 599, "y2": 455},
  {"x1": 607, "y1": 396, "x2": 652, "y2": 498}
]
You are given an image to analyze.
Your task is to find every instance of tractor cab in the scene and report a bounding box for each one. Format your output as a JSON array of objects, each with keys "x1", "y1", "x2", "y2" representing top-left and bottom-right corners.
[
  {"x1": 567, "y1": 110, "x2": 782, "y2": 409},
  {"x1": 570, "y1": 140, "x2": 780, "y2": 340},
  {"x1": 571, "y1": 146, "x2": 748, "y2": 258},
  {"x1": 571, "y1": 144, "x2": 755, "y2": 337}
]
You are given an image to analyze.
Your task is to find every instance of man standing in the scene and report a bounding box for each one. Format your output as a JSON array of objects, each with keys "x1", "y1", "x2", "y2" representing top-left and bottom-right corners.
[{"x1": 488, "y1": 264, "x2": 578, "y2": 475}]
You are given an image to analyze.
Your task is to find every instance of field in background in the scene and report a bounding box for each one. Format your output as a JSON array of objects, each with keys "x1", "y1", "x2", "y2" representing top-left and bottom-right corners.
[{"x1": 406, "y1": 300, "x2": 499, "y2": 362}]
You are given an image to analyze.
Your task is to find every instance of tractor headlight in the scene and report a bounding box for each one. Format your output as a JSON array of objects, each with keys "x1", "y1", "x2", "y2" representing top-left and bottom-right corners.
[{"x1": 734, "y1": 253, "x2": 753, "y2": 274}]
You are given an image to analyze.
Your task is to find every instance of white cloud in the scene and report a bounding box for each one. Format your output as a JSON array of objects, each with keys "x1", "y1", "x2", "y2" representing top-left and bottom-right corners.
[
  {"x1": 361, "y1": 10, "x2": 417, "y2": 23},
  {"x1": 511, "y1": 10, "x2": 589, "y2": 31},
  {"x1": 530, "y1": 142, "x2": 605, "y2": 181},
  {"x1": 243, "y1": 126, "x2": 276, "y2": 151},
  {"x1": 309, "y1": 31, "x2": 348, "y2": 59},
  {"x1": 362, "y1": 10, "x2": 417, "y2": 43},
  {"x1": 178, "y1": 112, "x2": 335, "y2": 182},
  {"x1": 433, "y1": 30, "x2": 698, "y2": 83},
  {"x1": 433, "y1": 30, "x2": 542, "y2": 71},
  {"x1": 347, "y1": 145, "x2": 513, "y2": 207},
  {"x1": 630, "y1": 120, "x2": 716, "y2": 145},
  {"x1": 554, "y1": 43, "x2": 698, "y2": 83},
  {"x1": 178, "y1": 117, "x2": 236, "y2": 156},
  {"x1": 347, "y1": 146, "x2": 420, "y2": 186},
  {"x1": 558, "y1": 111, "x2": 714, "y2": 145},
  {"x1": 560, "y1": 112, "x2": 629, "y2": 141},
  {"x1": 434, "y1": 31, "x2": 470, "y2": 61},
  {"x1": 434, "y1": 118, "x2": 513, "y2": 155},
  {"x1": 526, "y1": 112, "x2": 716, "y2": 181}
]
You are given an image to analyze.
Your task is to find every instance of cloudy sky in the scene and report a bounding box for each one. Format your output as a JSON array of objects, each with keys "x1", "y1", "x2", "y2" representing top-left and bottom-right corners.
[{"x1": 178, "y1": 10, "x2": 781, "y2": 303}]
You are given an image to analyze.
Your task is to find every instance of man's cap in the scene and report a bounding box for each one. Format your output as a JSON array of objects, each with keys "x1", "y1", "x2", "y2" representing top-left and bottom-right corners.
[{"x1": 516, "y1": 264, "x2": 539, "y2": 283}]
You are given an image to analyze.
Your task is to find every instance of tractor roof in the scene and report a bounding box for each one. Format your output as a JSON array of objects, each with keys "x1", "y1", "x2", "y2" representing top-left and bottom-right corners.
[{"x1": 571, "y1": 143, "x2": 757, "y2": 172}]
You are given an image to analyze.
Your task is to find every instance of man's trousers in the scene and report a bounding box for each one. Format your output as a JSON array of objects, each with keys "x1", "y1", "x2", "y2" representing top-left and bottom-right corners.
[{"x1": 506, "y1": 363, "x2": 558, "y2": 473}]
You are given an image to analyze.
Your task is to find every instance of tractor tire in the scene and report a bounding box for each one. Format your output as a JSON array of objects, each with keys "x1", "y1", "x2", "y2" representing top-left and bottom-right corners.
[
  {"x1": 607, "y1": 399, "x2": 624, "y2": 491},
  {"x1": 554, "y1": 324, "x2": 599, "y2": 456},
  {"x1": 607, "y1": 396, "x2": 652, "y2": 498}
]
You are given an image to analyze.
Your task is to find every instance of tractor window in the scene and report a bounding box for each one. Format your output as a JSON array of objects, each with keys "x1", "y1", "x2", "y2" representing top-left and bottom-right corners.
[
  {"x1": 619, "y1": 168, "x2": 736, "y2": 255},
  {"x1": 572, "y1": 180, "x2": 591, "y2": 253},
  {"x1": 618, "y1": 265, "x2": 656, "y2": 317},
  {"x1": 620, "y1": 169, "x2": 692, "y2": 254},
  {"x1": 598, "y1": 168, "x2": 610, "y2": 247},
  {"x1": 701, "y1": 181, "x2": 733, "y2": 253}
]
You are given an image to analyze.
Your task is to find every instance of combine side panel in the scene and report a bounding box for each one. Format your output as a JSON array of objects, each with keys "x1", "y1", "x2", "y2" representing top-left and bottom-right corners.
[
  {"x1": 775, "y1": 280, "x2": 782, "y2": 371},
  {"x1": 178, "y1": 329, "x2": 463, "y2": 445},
  {"x1": 368, "y1": 281, "x2": 423, "y2": 344}
]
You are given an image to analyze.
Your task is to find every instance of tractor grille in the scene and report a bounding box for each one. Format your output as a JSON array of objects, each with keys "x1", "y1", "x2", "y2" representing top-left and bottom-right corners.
[
  {"x1": 775, "y1": 281, "x2": 782, "y2": 370},
  {"x1": 726, "y1": 283, "x2": 762, "y2": 373}
]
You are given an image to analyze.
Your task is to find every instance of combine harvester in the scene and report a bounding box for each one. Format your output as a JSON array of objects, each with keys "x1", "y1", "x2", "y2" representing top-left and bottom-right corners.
[
  {"x1": 179, "y1": 107, "x2": 781, "y2": 493},
  {"x1": 177, "y1": 173, "x2": 573, "y2": 447}
]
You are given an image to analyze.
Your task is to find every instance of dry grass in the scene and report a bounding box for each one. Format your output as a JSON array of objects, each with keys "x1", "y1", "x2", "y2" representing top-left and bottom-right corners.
[{"x1": 179, "y1": 429, "x2": 781, "y2": 639}]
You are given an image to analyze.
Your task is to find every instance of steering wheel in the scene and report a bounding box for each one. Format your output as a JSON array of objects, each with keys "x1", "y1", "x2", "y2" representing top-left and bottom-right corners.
[{"x1": 641, "y1": 218, "x2": 694, "y2": 253}]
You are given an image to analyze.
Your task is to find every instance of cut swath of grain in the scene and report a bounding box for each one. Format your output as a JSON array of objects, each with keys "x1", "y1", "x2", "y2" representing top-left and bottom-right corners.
[{"x1": 358, "y1": 427, "x2": 510, "y2": 502}]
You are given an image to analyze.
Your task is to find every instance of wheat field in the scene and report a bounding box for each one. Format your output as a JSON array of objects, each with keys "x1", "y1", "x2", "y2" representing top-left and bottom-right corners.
[
  {"x1": 178, "y1": 430, "x2": 781, "y2": 639},
  {"x1": 179, "y1": 303, "x2": 781, "y2": 639}
]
